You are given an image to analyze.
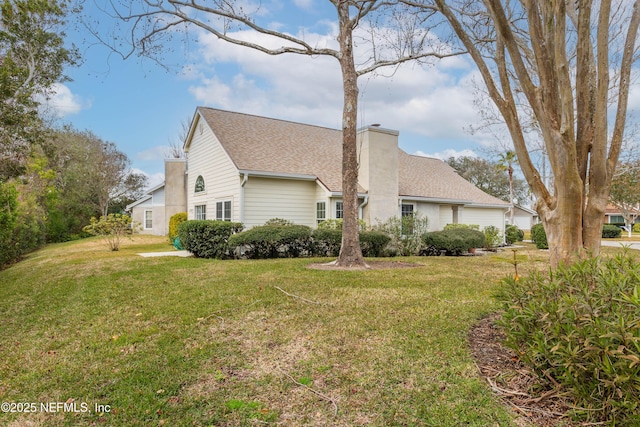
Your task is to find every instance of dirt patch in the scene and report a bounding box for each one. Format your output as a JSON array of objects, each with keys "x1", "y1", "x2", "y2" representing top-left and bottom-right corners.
[
  {"x1": 468, "y1": 314, "x2": 576, "y2": 427},
  {"x1": 307, "y1": 260, "x2": 423, "y2": 270}
]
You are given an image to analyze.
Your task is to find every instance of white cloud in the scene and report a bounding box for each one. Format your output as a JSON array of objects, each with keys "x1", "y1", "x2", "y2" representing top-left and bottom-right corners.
[
  {"x1": 40, "y1": 83, "x2": 88, "y2": 117},
  {"x1": 133, "y1": 168, "x2": 165, "y2": 190},
  {"x1": 293, "y1": 0, "x2": 314, "y2": 10},
  {"x1": 184, "y1": 25, "x2": 485, "y2": 145},
  {"x1": 414, "y1": 148, "x2": 479, "y2": 160}
]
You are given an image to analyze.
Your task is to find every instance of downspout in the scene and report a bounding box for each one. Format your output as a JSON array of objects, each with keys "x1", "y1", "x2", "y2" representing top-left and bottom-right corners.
[
  {"x1": 358, "y1": 195, "x2": 369, "y2": 222},
  {"x1": 240, "y1": 173, "x2": 248, "y2": 224}
]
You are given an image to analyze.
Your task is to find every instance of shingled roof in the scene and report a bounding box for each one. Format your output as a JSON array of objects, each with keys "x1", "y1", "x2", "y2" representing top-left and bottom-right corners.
[{"x1": 195, "y1": 107, "x2": 509, "y2": 207}]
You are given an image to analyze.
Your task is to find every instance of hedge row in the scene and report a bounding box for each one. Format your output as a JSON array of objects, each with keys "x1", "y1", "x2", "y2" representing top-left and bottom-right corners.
[{"x1": 177, "y1": 221, "x2": 391, "y2": 259}]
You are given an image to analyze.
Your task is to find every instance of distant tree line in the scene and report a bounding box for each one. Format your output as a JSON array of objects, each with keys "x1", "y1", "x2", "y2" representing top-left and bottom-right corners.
[{"x1": 1, "y1": 0, "x2": 146, "y2": 268}]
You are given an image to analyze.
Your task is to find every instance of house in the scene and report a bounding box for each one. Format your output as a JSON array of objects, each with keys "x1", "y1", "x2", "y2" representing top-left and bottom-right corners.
[
  {"x1": 510, "y1": 205, "x2": 539, "y2": 231},
  {"x1": 604, "y1": 203, "x2": 640, "y2": 225},
  {"x1": 174, "y1": 107, "x2": 510, "y2": 233},
  {"x1": 126, "y1": 159, "x2": 187, "y2": 235}
]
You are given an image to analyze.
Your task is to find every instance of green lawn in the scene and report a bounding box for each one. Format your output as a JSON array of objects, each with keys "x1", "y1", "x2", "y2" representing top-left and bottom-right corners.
[{"x1": 0, "y1": 236, "x2": 551, "y2": 426}]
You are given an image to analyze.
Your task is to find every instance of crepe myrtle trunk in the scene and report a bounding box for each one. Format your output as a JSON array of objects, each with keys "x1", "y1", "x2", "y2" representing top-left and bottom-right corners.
[{"x1": 335, "y1": 2, "x2": 366, "y2": 268}]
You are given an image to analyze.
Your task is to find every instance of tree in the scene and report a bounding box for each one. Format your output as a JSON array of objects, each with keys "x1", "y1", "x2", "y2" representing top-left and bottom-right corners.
[
  {"x1": 496, "y1": 150, "x2": 517, "y2": 224},
  {"x1": 409, "y1": 0, "x2": 640, "y2": 267},
  {"x1": 446, "y1": 156, "x2": 528, "y2": 205},
  {"x1": 609, "y1": 161, "x2": 640, "y2": 237},
  {"x1": 0, "y1": 0, "x2": 77, "y2": 180},
  {"x1": 93, "y1": 1, "x2": 459, "y2": 267}
]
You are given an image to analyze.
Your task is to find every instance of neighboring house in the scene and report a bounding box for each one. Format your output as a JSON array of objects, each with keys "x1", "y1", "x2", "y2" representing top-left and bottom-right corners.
[
  {"x1": 510, "y1": 205, "x2": 539, "y2": 231},
  {"x1": 180, "y1": 107, "x2": 510, "y2": 233},
  {"x1": 126, "y1": 159, "x2": 187, "y2": 236},
  {"x1": 604, "y1": 203, "x2": 640, "y2": 225}
]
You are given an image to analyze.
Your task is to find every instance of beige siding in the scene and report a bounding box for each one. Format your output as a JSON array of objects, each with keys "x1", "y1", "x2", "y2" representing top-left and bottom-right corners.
[
  {"x1": 415, "y1": 203, "x2": 441, "y2": 231},
  {"x1": 439, "y1": 205, "x2": 453, "y2": 229},
  {"x1": 187, "y1": 122, "x2": 240, "y2": 222},
  {"x1": 461, "y1": 207, "x2": 506, "y2": 231},
  {"x1": 244, "y1": 178, "x2": 318, "y2": 228}
]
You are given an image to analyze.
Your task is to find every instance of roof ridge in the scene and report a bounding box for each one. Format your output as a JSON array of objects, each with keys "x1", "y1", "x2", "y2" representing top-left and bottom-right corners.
[{"x1": 197, "y1": 106, "x2": 342, "y2": 134}]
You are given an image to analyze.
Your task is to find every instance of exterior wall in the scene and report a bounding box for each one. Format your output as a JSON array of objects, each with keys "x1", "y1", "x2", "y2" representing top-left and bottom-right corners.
[
  {"x1": 243, "y1": 177, "x2": 319, "y2": 228},
  {"x1": 186, "y1": 121, "x2": 240, "y2": 222},
  {"x1": 415, "y1": 203, "x2": 441, "y2": 231},
  {"x1": 439, "y1": 205, "x2": 454, "y2": 229},
  {"x1": 131, "y1": 187, "x2": 167, "y2": 235},
  {"x1": 512, "y1": 211, "x2": 535, "y2": 231},
  {"x1": 357, "y1": 126, "x2": 399, "y2": 225},
  {"x1": 164, "y1": 159, "x2": 187, "y2": 230},
  {"x1": 462, "y1": 207, "x2": 506, "y2": 231}
]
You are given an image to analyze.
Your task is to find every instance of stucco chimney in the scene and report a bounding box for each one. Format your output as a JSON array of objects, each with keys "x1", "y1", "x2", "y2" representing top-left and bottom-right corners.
[
  {"x1": 164, "y1": 158, "x2": 187, "y2": 233},
  {"x1": 357, "y1": 125, "x2": 399, "y2": 224}
]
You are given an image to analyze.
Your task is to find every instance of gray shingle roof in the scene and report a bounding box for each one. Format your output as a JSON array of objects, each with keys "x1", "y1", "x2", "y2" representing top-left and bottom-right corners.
[{"x1": 196, "y1": 107, "x2": 509, "y2": 206}]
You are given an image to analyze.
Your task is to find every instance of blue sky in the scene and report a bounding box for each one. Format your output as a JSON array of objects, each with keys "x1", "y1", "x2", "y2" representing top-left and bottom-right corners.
[{"x1": 46, "y1": 1, "x2": 522, "y2": 189}]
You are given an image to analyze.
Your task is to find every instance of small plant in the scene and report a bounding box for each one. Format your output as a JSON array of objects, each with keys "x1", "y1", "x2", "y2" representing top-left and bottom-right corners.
[
  {"x1": 168, "y1": 212, "x2": 187, "y2": 242},
  {"x1": 505, "y1": 224, "x2": 524, "y2": 244},
  {"x1": 602, "y1": 224, "x2": 622, "y2": 238},
  {"x1": 317, "y1": 218, "x2": 367, "y2": 231},
  {"x1": 530, "y1": 223, "x2": 548, "y2": 249},
  {"x1": 497, "y1": 251, "x2": 640, "y2": 425},
  {"x1": 264, "y1": 218, "x2": 295, "y2": 226},
  {"x1": 372, "y1": 213, "x2": 429, "y2": 256},
  {"x1": 82, "y1": 214, "x2": 138, "y2": 251},
  {"x1": 482, "y1": 225, "x2": 502, "y2": 250},
  {"x1": 443, "y1": 223, "x2": 480, "y2": 231}
]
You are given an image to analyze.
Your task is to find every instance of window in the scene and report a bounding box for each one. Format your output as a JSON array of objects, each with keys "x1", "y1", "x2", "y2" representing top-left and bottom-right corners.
[
  {"x1": 195, "y1": 205, "x2": 206, "y2": 220},
  {"x1": 195, "y1": 175, "x2": 205, "y2": 193},
  {"x1": 144, "y1": 210, "x2": 152, "y2": 229},
  {"x1": 316, "y1": 202, "x2": 326, "y2": 225},
  {"x1": 335, "y1": 201, "x2": 343, "y2": 219},
  {"x1": 216, "y1": 201, "x2": 232, "y2": 221},
  {"x1": 401, "y1": 203, "x2": 415, "y2": 235}
]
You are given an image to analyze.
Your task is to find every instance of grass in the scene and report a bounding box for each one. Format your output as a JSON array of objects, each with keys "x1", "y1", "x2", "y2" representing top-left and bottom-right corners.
[{"x1": 0, "y1": 235, "x2": 555, "y2": 426}]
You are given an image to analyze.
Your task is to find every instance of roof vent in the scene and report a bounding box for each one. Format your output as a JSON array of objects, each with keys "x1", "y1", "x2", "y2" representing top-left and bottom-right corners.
[{"x1": 371, "y1": 123, "x2": 381, "y2": 127}]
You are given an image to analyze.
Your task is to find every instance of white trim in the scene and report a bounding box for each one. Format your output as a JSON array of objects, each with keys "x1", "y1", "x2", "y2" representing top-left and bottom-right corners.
[{"x1": 238, "y1": 169, "x2": 317, "y2": 181}]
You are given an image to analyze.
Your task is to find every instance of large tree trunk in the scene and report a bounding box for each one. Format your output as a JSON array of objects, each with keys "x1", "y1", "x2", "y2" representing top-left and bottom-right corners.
[{"x1": 335, "y1": 2, "x2": 366, "y2": 268}]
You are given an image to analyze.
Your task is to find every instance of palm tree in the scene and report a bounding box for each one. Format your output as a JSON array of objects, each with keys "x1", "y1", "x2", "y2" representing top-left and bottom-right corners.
[{"x1": 497, "y1": 151, "x2": 517, "y2": 225}]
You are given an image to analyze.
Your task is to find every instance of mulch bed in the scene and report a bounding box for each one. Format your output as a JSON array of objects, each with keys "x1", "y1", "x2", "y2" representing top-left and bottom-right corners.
[{"x1": 468, "y1": 314, "x2": 578, "y2": 427}]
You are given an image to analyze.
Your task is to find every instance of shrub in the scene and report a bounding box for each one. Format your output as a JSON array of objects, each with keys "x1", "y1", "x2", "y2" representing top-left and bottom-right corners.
[
  {"x1": 633, "y1": 223, "x2": 640, "y2": 233},
  {"x1": 371, "y1": 214, "x2": 429, "y2": 256},
  {"x1": 443, "y1": 223, "x2": 480, "y2": 231},
  {"x1": 497, "y1": 252, "x2": 640, "y2": 425},
  {"x1": 505, "y1": 224, "x2": 524, "y2": 244},
  {"x1": 264, "y1": 218, "x2": 295, "y2": 226},
  {"x1": 317, "y1": 218, "x2": 367, "y2": 231},
  {"x1": 602, "y1": 224, "x2": 622, "y2": 238},
  {"x1": 359, "y1": 231, "x2": 391, "y2": 257},
  {"x1": 83, "y1": 214, "x2": 137, "y2": 251},
  {"x1": 168, "y1": 212, "x2": 188, "y2": 241},
  {"x1": 178, "y1": 220, "x2": 243, "y2": 259},
  {"x1": 483, "y1": 225, "x2": 502, "y2": 250},
  {"x1": 421, "y1": 228, "x2": 485, "y2": 256},
  {"x1": 229, "y1": 224, "x2": 312, "y2": 259},
  {"x1": 311, "y1": 228, "x2": 343, "y2": 257},
  {"x1": 530, "y1": 223, "x2": 548, "y2": 249}
]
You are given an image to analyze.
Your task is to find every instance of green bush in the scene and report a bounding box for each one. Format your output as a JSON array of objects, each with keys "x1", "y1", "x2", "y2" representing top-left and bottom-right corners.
[
  {"x1": 505, "y1": 224, "x2": 524, "y2": 244},
  {"x1": 371, "y1": 214, "x2": 429, "y2": 256},
  {"x1": 483, "y1": 225, "x2": 502, "y2": 250},
  {"x1": 317, "y1": 218, "x2": 367, "y2": 231},
  {"x1": 359, "y1": 231, "x2": 391, "y2": 257},
  {"x1": 168, "y1": 212, "x2": 188, "y2": 241},
  {"x1": 229, "y1": 224, "x2": 312, "y2": 259},
  {"x1": 530, "y1": 223, "x2": 548, "y2": 249},
  {"x1": 602, "y1": 224, "x2": 622, "y2": 238},
  {"x1": 83, "y1": 214, "x2": 137, "y2": 251},
  {"x1": 443, "y1": 223, "x2": 480, "y2": 231},
  {"x1": 421, "y1": 228, "x2": 485, "y2": 256},
  {"x1": 497, "y1": 252, "x2": 640, "y2": 425},
  {"x1": 633, "y1": 223, "x2": 640, "y2": 233},
  {"x1": 311, "y1": 228, "x2": 343, "y2": 257},
  {"x1": 178, "y1": 220, "x2": 243, "y2": 259}
]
